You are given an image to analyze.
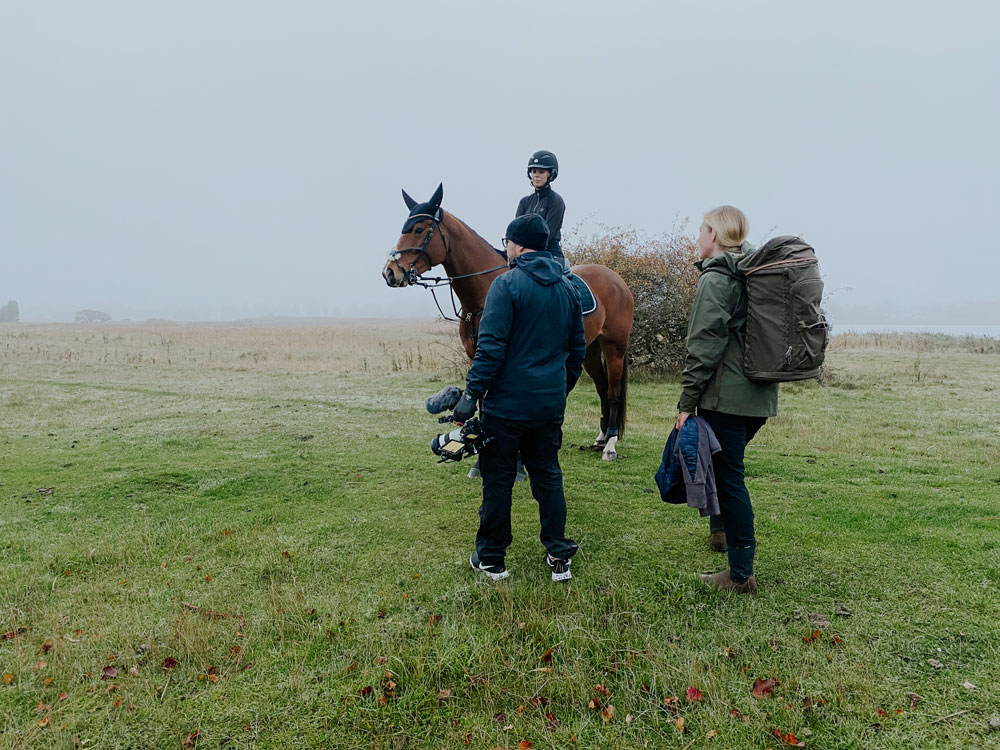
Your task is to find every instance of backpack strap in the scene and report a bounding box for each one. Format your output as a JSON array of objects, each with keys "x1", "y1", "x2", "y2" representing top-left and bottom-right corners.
[{"x1": 702, "y1": 265, "x2": 744, "y2": 283}]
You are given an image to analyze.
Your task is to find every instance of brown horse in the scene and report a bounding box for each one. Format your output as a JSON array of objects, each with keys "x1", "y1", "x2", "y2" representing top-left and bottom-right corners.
[{"x1": 381, "y1": 184, "x2": 634, "y2": 460}]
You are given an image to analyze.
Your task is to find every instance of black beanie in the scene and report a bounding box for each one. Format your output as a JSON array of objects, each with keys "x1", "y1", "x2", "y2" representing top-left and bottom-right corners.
[{"x1": 505, "y1": 214, "x2": 550, "y2": 252}]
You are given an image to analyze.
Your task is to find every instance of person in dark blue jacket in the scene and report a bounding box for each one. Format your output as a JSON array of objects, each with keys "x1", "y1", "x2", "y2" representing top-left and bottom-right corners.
[{"x1": 453, "y1": 213, "x2": 586, "y2": 582}]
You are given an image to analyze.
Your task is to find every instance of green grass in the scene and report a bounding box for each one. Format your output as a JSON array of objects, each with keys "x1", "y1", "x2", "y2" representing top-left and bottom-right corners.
[{"x1": 2, "y1": 327, "x2": 999, "y2": 749}]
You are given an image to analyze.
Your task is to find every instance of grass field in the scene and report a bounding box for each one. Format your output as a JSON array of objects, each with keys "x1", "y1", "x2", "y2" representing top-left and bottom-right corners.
[{"x1": 2, "y1": 323, "x2": 999, "y2": 749}]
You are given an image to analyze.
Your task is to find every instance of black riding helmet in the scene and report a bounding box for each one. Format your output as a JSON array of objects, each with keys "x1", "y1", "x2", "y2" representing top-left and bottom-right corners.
[{"x1": 526, "y1": 150, "x2": 558, "y2": 182}]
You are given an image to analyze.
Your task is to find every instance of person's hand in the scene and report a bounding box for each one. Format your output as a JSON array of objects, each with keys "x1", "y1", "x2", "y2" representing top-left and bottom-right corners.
[
  {"x1": 453, "y1": 391, "x2": 478, "y2": 423},
  {"x1": 676, "y1": 411, "x2": 692, "y2": 431}
]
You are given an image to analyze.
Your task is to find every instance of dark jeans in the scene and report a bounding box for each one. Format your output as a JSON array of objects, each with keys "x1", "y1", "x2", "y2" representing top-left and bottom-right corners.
[
  {"x1": 476, "y1": 415, "x2": 578, "y2": 565},
  {"x1": 701, "y1": 410, "x2": 766, "y2": 582}
]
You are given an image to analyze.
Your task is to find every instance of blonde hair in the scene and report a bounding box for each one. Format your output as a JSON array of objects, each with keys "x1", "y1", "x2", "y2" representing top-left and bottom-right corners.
[{"x1": 702, "y1": 205, "x2": 749, "y2": 249}]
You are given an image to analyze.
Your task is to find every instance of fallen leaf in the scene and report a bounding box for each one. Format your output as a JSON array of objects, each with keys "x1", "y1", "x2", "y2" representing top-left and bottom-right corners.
[
  {"x1": 2, "y1": 673, "x2": 13, "y2": 684},
  {"x1": 517, "y1": 742, "x2": 532, "y2": 750},
  {"x1": 161, "y1": 657, "x2": 178, "y2": 670},
  {"x1": 428, "y1": 614, "x2": 442, "y2": 626},
  {"x1": 588, "y1": 698, "x2": 598, "y2": 711},
  {"x1": 600, "y1": 704, "x2": 615, "y2": 722},
  {"x1": 182, "y1": 732, "x2": 199, "y2": 748},
  {"x1": 772, "y1": 728, "x2": 805, "y2": 746},
  {"x1": 721, "y1": 646, "x2": 734, "y2": 659},
  {"x1": 625, "y1": 713, "x2": 633, "y2": 727},
  {"x1": 35, "y1": 701, "x2": 50, "y2": 713},
  {"x1": 834, "y1": 603, "x2": 852, "y2": 616},
  {"x1": 803, "y1": 630, "x2": 821, "y2": 643},
  {"x1": 540, "y1": 645, "x2": 557, "y2": 664},
  {"x1": 101, "y1": 666, "x2": 118, "y2": 680},
  {"x1": 129, "y1": 666, "x2": 139, "y2": 677},
  {"x1": 662, "y1": 696, "x2": 680, "y2": 713},
  {"x1": 675, "y1": 716, "x2": 685, "y2": 732},
  {"x1": 928, "y1": 659, "x2": 944, "y2": 669},
  {"x1": 494, "y1": 712, "x2": 506, "y2": 722},
  {"x1": 38, "y1": 716, "x2": 50, "y2": 728},
  {"x1": 770, "y1": 639, "x2": 780, "y2": 652},
  {"x1": 752, "y1": 677, "x2": 780, "y2": 698},
  {"x1": 359, "y1": 686, "x2": 373, "y2": 697},
  {"x1": 545, "y1": 711, "x2": 559, "y2": 730},
  {"x1": 58, "y1": 692, "x2": 68, "y2": 701},
  {"x1": 529, "y1": 696, "x2": 547, "y2": 707},
  {"x1": 437, "y1": 689, "x2": 452, "y2": 700},
  {"x1": 706, "y1": 729, "x2": 718, "y2": 738},
  {"x1": 41, "y1": 639, "x2": 53, "y2": 653},
  {"x1": 907, "y1": 692, "x2": 923, "y2": 710},
  {"x1": 595, "y1": 684, "x2": 610, "y2": 696},
  {"x1": 687, "y1": 686, "x2": 703, "y2": 702},
  {"x1": 962, "y1": 681, "x2": 977, "y2": 690}
]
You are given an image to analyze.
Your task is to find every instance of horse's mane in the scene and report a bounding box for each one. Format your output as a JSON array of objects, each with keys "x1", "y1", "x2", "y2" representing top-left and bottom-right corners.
[{"x1": 446, "y1": 211, "x2": 503, "y2": 256}]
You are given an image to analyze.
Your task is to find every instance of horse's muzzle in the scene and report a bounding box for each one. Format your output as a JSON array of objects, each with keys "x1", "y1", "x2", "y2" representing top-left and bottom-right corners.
[{"x1": 383, "y1": 264, "x2": 406, "y2": 287}]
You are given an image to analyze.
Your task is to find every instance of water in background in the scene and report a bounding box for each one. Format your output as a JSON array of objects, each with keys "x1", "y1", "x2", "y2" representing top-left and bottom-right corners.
[{"x1": 834, "y1": 323, "x2": 1000, "y2": 338}]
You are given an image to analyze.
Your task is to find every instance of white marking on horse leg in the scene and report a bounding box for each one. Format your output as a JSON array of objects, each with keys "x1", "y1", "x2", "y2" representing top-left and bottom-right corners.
[
  {"x1": 602, "y1": 435, "x2": 618, "y2": 461},
  {"x1": 593, "y1": 429, "x2": 607, "y2": 446}
]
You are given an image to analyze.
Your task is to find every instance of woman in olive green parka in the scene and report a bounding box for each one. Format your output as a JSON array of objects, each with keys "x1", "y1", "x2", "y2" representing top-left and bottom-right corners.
[{"x1": 676, "y1": 205, "x2": 778, "y2": 594}]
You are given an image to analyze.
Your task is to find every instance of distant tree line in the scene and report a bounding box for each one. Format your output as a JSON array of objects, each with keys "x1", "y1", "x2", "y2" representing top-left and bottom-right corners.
[
  {"x1": 76, "y1": 309, "x2": 111, "y2": 323},
  {"x1": 0, "y1": 300, "x2": 18, "y2": 322}
]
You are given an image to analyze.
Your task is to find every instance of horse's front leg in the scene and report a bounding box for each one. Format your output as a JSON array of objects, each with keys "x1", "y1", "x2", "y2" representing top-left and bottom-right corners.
[{"x1": 458, "y1": 318, "x2": 476, "y2": 362}]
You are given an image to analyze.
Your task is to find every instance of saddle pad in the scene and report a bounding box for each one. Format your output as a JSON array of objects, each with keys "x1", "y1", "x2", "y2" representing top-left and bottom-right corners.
[{"x1": 569, "y1": 272, "x2": 598, "y2": 315}]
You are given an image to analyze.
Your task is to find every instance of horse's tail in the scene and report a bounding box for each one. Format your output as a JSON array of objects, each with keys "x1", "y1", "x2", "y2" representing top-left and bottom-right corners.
[{"x1": 617, "y1": 355, "x2": 628, "y2": 436}]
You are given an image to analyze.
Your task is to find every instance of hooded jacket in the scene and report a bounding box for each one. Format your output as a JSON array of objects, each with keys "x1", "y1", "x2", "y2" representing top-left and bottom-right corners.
[
  {"x1": 678, "y1": 244, "x2": 779, "y2": 417},
  {"x1": 516, "y1": 185, "x2": 566, "y2": 256},
  {"x1": 655, "y1": 416, "x2": 722, "y2": 517},
  {"x1": 465, "y1": 252, "x2": 586, "y2": 423}
]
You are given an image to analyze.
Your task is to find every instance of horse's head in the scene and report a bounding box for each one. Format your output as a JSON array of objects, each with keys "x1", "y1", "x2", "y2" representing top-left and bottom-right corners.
[{"x1": 382, "y1": 183, "x2": 449, "y2": 287}]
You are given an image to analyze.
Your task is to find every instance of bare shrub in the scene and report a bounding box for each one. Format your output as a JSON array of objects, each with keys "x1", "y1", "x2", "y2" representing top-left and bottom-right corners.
[{"x1": 566, "y1": 226, "x2": 699, "y2": 373}]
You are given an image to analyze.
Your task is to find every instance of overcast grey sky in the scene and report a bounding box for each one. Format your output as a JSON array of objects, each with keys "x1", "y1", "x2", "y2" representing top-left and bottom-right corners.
[{"x1": 2, "y1": 0, "x2": 997, "y2": 322}]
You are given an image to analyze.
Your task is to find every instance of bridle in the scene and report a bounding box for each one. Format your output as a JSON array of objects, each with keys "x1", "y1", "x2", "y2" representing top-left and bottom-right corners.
[
  {"x1": 388, "y1": 209, "x2": 507, "y2": 327},
  {"x1": 388, "y1": 208, "x2": 445, "y2": 287}
]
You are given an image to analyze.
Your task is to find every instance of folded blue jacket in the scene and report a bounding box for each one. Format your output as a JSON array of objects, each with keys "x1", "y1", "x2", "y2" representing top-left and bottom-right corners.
[{"x1": 654, "y1": 416, "x2": 722, "y2": 517}]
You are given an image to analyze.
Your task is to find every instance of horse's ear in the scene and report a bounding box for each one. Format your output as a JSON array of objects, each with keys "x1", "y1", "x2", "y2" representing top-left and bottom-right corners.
[
  {"x1": 429, "y1": 183, "x2": 443, "y2": 208},
  {"x1": 401, "y1": 189, "x2": 417, "y2": 210}
]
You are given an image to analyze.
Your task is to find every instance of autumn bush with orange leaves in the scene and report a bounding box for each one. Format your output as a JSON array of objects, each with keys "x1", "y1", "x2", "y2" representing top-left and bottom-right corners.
[{"x1": 566, "y1": 226, "x2": 700, "y2": 373}]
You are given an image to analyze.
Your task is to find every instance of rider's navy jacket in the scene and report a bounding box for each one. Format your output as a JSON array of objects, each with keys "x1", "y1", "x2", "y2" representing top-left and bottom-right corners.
[
  {"x1": 465, "y1": 253, "x2": 585, "y2": 424},
  {"x1": 516, "y1": 185, "x2": 566, "y2": 256}
]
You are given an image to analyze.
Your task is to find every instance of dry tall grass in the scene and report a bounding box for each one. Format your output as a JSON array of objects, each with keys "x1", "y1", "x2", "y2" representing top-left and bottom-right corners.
[
  {"x1": 0, "y1": 321, "x2": 464, "y2": 376},
  {"x1": 829, "y1": 331, "x2": 1000, "y2": 353}
]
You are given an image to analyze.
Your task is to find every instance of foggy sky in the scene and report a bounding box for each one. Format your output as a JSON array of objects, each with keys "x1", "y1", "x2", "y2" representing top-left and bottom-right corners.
[{"x1": 2, "y1": 1, "x2": 997, "y2": 322}]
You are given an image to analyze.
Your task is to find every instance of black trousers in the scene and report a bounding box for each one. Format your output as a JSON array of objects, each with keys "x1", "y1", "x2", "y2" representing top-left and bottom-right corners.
[
  {"x1": 701, "y1": 410, "x2": 766, "y2": 581},
  {"x1": 476, "y1": 415, "x2": 578, "y2": 565}
]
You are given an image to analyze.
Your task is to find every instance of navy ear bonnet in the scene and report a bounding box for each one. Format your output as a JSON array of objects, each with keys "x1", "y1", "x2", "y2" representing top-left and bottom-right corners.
[
  {"x1": 401, "y1": 203, "x2": 442, "y2": 234},
  {"x1": 400, "y1": 183, "x2": 444, "y2": 233}
]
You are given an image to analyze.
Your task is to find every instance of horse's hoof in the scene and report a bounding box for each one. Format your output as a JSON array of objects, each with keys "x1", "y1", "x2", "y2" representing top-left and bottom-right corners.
[{"x1": 602, "y1": 451, "x2": 617, "y2": 461}]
